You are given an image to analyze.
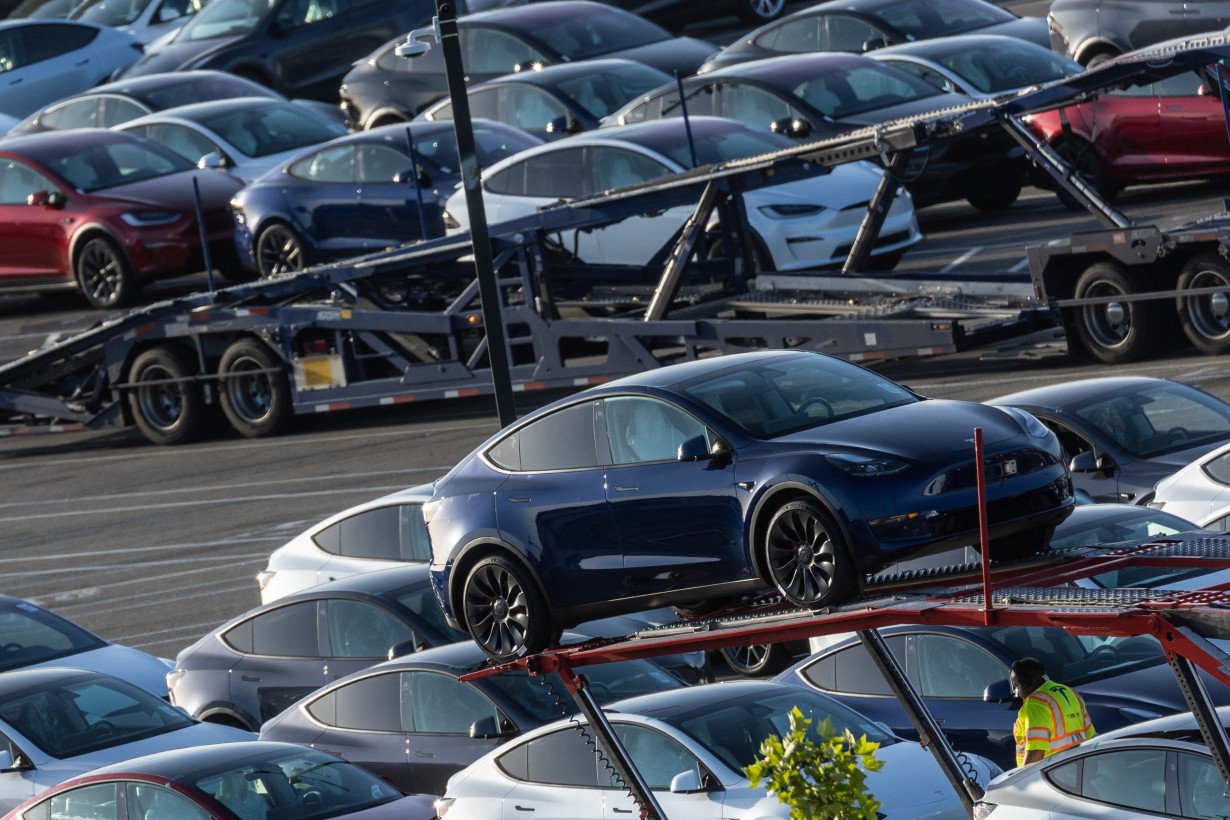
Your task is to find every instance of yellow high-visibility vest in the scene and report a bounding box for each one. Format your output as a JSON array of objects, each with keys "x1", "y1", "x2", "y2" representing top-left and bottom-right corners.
[{"x1": 1014, "y1": 679, "x2": 1095, "y2": 767}]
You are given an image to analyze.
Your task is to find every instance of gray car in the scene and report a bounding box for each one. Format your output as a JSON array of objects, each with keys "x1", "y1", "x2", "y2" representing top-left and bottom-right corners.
[{"x1": 1048, "y1": 0, "x2": 1230, "y2": 65}]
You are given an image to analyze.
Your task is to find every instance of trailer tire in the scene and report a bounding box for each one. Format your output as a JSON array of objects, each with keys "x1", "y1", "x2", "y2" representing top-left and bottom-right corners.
[
  {"x1": 1177, "y1": 252, "x2": 1230, "y2": 355},
  {"x1": 218, "y1": 339, "x2": 291, "y2": 439},
  {"x1": 462, "y1": 555, "x2": 553, "y2": 661},
  {"x1": 75, "y1": 235, "x2": 138, "y2": 309},
  {"x1": 762, "y1": 499, "x2": 856, "y2": 609},
  {"x1": 127, "y1": 347, "x2": 208, "y2": 445},
  {"x1": 255, "y1": 222, "x2": 307, "y2": 279},
  {"x1": 1072, "y1": 261, "x2": 1159, "y2": 364}
]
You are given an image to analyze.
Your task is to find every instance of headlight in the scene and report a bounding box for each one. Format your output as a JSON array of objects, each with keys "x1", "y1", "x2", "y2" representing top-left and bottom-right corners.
[
  {"x1": 1002, "y1": 406, "x2": 1051, "y2": 439},
  {"x1": 256, "y1": 570, "x2": 275, "y2": 591},
  {"x1": 757, "y1": 203, "x2": 825, "y2": 219},
  {"x1": 825, "y1": 453, "x2": 910, "y2": 476},
  {"x1": 121, "y1": 210, "x2": 181, "y2": 227},
  {"x1": 166, "y1": 668, "x2": 186, "y2": 691}
]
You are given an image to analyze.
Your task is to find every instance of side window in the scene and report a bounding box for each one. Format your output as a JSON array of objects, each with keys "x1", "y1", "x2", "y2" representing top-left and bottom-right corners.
[
  {"x1": 501, "y1": 86, "x2": 566, "y2": 132},
  {"x1": 324, "y1": 599, "x2": 413, "y2": 658},
  {"x1": 227, "y1": 601, "x2": 319, "y2": 656},
  {"x1": 484, "y1": 160, "x2": 527, "y2": 196},
  {"x1": 514, "y1": 402, "x2": 598, "y2": 471},
  {"x1": 616, "y1": 93, "x2": 664, "y2": 124},
  {"x1": 1177, "y1": 751, "x2": 1230, "y2": 819},
  {"x1": 523, "y1": 148, "x2": 588, "y2": 198},
  {"x1": 612, "y1": 724, "x2": 702, "y2": 789},
  {"x1": 486, "y1": 431, "x2": 522, "y2": 470},
  {"x1": 801, "y1": 637, "x2": 906, "y2": 696},
  {"x1": 132, "y1": 123, "x2": 218, "y2": 164},
  {"x1": 40, "y1": 98, "x2": 100, "y2": 130},
  {"x1": 277, "y1": 0, "x2": 339, "y2": 28},
  {"x1": 590, "y1": 147, "x2": 669, "y2": 192},
  {"x1": 98, "y1": 97, "x2": 148, "y2": 127},
  {"x1": 1077, "y1": 749, "x2": 1167, "y2": 813},
  {"x1": 914, "y1": 634, "x2": 1006, "y2": 698},
  {"x1": 0, "y1": 160, "x2": 52, "y2": 206},
  {"x1": 461, "y1": 28, "x2": 547, "y2": 75},
  {"x1": 127, "y1": 783, "x2": 210, "y2": 820},
  {"x1": 497, "y1": 741, "x2": 530, "y2": 781},
  {"x1": 28, "y1": 784, "x2": 118, "y2": 820},
  {"x1": 1207, "y1": 513, "x2": 1230, "y2": 533},
  {"x1": 754, "y1": 16, "x2": 820, "y2": 52},
  {"x1": 24, "y1": 24, "x2": 97, "y2": 64},
  {"x1": 307, "y1": 671, "x2": 408, "y2": 731},
  {"x1": 887, "y1": 61, "x2": 957, "y2": 94},
  {"x1": 466, "y1": 87, "x2": 502, "y2": 122},
  {"x1": 1205, "y1": 452, "x2": 1230, "y2": 485},
  {"x1": 337, "y1": 505, "x2": 400, "y2": 560},
  {"x1": 823, "y1": 14, "x2": 883, "y2": 52},
  {"x1": 407, "y1": 672, "x2": 498, "y2": 733},
  {"x1": 521, "y1": 728, "x2": 601, "y2": 787},
  {"x1": 290, "y1": 145, "x2": 356, "y2": 183},
  {"x1": 1154, "y1": 70, "x2": 1203, "y2": 97},
  {"x1": 718, "y1": 83, "x2": 804, "y2": 130},
  {"x1": 605, "y1": 397, "x2": 707, "y2": 465},
  {"x1": 402, "y1": 504, "x2": 431, "y2": 561},
  {"x1": 1044, "y1": 419, "x2": 1092, "y2": 463},
  {"x1": 355, "y1": 144, "x2": 410, "y2": 184}
]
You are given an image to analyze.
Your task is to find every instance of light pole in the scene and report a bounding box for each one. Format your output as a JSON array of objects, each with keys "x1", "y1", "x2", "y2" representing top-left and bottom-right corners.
[{"x1": 398, "y1": 2, "x2": 516, "y2": 427}]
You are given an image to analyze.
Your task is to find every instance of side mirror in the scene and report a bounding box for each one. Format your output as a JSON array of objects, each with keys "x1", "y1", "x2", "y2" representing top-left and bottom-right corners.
[
  {"x1": 387, "y1": 638, "x2": 421, "y2": 660},
  {"x1": 0, "y1": 747, "x2": 33, "y2": 773},
  {"x1": 545, "y1": 115, "x2": 582, "y2": 135},
  {"x1": 983, "y1": 678, "x2": 1014, "y2": 704},
  {"x1": 198, "y1": 152, "x2": 228, "y2": 170},
  {"x1": 156, "y1": 5, "x2": 180, "y2": 21},
  {"x1": 394, "y1": 167, "x2": 433, "y2": 187},
  {"x1": 669, "y1": 770, "x2": 702, "y2": 794},
  {"x1": 469, "y1": 715, "x2": 515, "y2": 739},
  {"x1": 1069, "y1": 451, "x2": 1115, "y2": 475},
  {"x1": 861, "y1": 35, "x2": 892, "y2": 52},
  {"x1": 770, "y1": 117, "x2": 812, "y2": 139},
  {"x1": 28, "y1": 190, "x2": 65, "y2": 209},
  {"x1": 677, "y1": 435, "x2": 712, "y2": 463}
]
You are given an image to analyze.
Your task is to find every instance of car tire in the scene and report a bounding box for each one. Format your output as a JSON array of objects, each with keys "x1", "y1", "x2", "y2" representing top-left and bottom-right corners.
[
  {"x1": 75, "y1": 235, "x2": 138, "y2": 309},
  {"x1": 1082, "y1": 47, "x2": 1120, "y2": 68},
  {"x1": 1177, "y1": 252, "x2": 1230, "y2": 355},
  {"x1": 966, "y1": 178, "x2": 1021, "y2": 212},
  {"x1": 255, "y1": 222, "x2": 307, "y2": 279},
  {"x1": 763, "y1": 498, "x2": 856, "y2": 609},
  {"x1": 1053, "y1": 137, "x2": 1117, "y2": 211},
  {"x1": 218, "y1": 338, "x2": 292, "y2": 438},
  {"x1": 463, "y1": 555, "x2": 554, "y2": 661},
  {"x1": 719, "y1": 642, "x2": 793, "y2": 677},
  {"x1": 736, "y1": 0, "x2": 785, "y2": 23},
  {"x1": 126, "y1": 346, "x2": 208, "y2": 445},
  {"x1": 1071, "y1": 261, "x2": 1160, "y2": 363}
]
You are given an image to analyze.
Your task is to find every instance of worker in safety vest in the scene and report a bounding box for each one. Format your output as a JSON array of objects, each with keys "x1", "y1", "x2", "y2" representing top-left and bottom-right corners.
[{"x1": 1011, "y1": 656, "x2": 1095, "y2": 767}]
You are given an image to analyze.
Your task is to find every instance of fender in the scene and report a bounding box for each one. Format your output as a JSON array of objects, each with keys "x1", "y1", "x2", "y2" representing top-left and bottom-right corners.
[
  {"x1": 363, "y1": 107, "x2": 410, "y2": 129},
  {"x1": 68, "y1": 222, "x2": 127, "y2": 271},
  {"x1": 1074, "y1": 36, "x2": 1124, "y2": 65},
  {"x1": 195, "y1": 705, "x2": 256, "y2": 732},
  {"x1": 746, "y1": 476, "x2": 854, "y2": 581},
  {"x1": 447, "y1": 535, "x2": 550, "y2": 627}
]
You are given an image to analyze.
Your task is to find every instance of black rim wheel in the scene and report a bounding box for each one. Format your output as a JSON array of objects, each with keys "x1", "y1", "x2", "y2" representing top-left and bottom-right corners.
[
  {"x1": 765, "y1": 501, "x2": 850, "y2": 607},
  {"x1": 256, "y1": 224, "x2": 305, "y2": 278},
  {"x1": 463, "y1": 557, "x2": 549, "y2": 660},
  {"x1": 720, "y1": 643, "x2": 784, "y2": 677},
  {"x1": 126, "y1": 347, "x2": 207, "y2": 445},
  {"x1": 77, "y1": 237, "x2": 134, "y2": 308},
  {"x1": 219, "y1": 339, "x2": 291, "y2": 438},
  {"x1": 739, "y1": 0, "x2": 784, "y2": 21},
  {"x1": 1178, "y1": 253, "x2": 1230, "y2": 354}
]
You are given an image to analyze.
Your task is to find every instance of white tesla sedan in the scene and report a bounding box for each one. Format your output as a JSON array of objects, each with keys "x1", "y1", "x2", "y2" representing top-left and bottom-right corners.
[{"x1": 444, "y1": 117, "x2": 922, "y2": 273}]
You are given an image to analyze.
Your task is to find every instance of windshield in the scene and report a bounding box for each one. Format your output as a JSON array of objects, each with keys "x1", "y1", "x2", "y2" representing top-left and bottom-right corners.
[
  {"x1": 0, "y1": 674, "x2": 193, "y2": 758},
  {"x1": 872, "y1": 0, "x2": 1014, "y2": 39},
  {"x1": 531, "y1": 6, "x2": 670, "y2": 61},
  {"x1": 71, "y1": 0, "x2": 156, "y2": 26},
  {"x1": 484, "y1": 660, "x2": 683, "y2": 723},
  {"x1": 1071, "y1": 382, "x2": 1230, "y2": 459},
  {"x1": 657, "y1": 127, "x2": 794, "y2": 169},
  {"x1": 936, "y1": 41, "x2": 1080, "y2": 93},
  {"x1": 976, "y1": 625, "x2": 1164, "y2": 687},
  {"x1": 555, "y1": 64, "x2": 669, "y2": 119},
  {"x1": 47, "y1": 140, "x2": 194, "y2": 193},
  {"x1": 660, "y1": 688, "x2": 894, "y2": 772},
  {"x1": 193, "y1": 748, "x2": 401, "y2": 818},
  {"x1": 792, "y1": 63, "x2": 944, "y2": 119},
  {"x1": 0, "y1": 602, "x2": 105, "y2": 672},
  {"x1": 196, "y1": 103, "x2": 345, "y2": 157},
  {"x1": 177, "y1": 0, "x2": 270, "y2": 41},
  {"x1": 682, "y1": 355, "x2": 917, "y2": 439}
]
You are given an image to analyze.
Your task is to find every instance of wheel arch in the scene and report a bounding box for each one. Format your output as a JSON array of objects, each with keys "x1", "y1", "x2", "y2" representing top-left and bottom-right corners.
[
  {"x1": 197, "y1": 706, "x2": 256, "y2": 731},
  {"x1": 1073, "y1": 38, "x2": 1123, "y2": 67},
  {"x1": 69, "y1": 223, "x2": 128, "y2": 272},
  {"x1": 747, "y1": 480, "x2": 851, "y2": 583},
  {"x1": 447, "y1": 539, "x2": 551, "y2": 633},
  {"x1": 364, "y1": 108, "x2": 411, "y2": 129}
]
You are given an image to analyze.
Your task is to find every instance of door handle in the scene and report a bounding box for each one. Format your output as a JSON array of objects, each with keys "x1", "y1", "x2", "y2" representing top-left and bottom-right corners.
[
  {"x1": 514, "y1": 806, "x2": 535, "y2": 812},
  {"x1": 612, "y1": 809, "x2": 634, "y2": 814},
  {"x1": 1166, "y1": 104, "x2": 1183, "y2": 111},
  {"x1": 614, "y1": 486, "x2": 638, "y2": 492},
  {"x1": 506, "y1": 497, "x2": 531, "y2": 503},
  {"x1": 241, "y1": 675, "x2": 260, "y2": 682},
  {"x1": 414, "y1": 751, "x2": 436, "y2": 758},
  {"x1": 75, "y1": 59, "x2": 89, "y2": 66}
]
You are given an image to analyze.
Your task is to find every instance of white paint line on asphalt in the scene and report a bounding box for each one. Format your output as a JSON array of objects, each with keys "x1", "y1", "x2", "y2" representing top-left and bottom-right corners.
[
  {"x1": 0, "y1": 467, "x2": 450, "y2": 510},
  {"x1": 11, "y1": 553, "x2": 269, "y2": 579},
  {"x1": 1009, "y1": 258, "x2": 1030, "y2": 273},
  {"x1": 120, "y1": 621, "x2": 225, "y2": 644},
  {"x1": 939, "y1": 247, "x2": 981, "y2": 274},
  {"x1": 85, "y1": 584, "x2": 264, "y2": 622},
  {"x1": 0, "y1": 485, "x2": 408, "y2": 523},
  {"x1": 2, "y1": 536, "x2": 284, "y2": 565},
  {"x1": 38, "y1": 568, "x2": 265, "y2": 616}
]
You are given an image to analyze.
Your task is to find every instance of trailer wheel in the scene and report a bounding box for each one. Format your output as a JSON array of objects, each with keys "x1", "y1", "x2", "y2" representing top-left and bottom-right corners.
[
  {"x1": 127, "y1": 347, "x2": 207, "y2": 445},
  {"x1": 76, "y1": 236, "x2": 138, "y2": 309},
  {"x1": 1072, "y1": 261, "x2": 1159, "y2": 364},
  {"x1": 462, "y1": 555, "x2": 553, "y2": 661},
  {"x1": 1177, "y1": 253, "x2": 1230, "y2": 355},
  {"x1": 255, "y1": 222, "x2": 307, "y2": 279},
  {"x1": 218, "y1": 339, "x2": 291, "y2": 438},
  {"x1": 763, "y1": 499, "x2": 856, "y2": 609}
]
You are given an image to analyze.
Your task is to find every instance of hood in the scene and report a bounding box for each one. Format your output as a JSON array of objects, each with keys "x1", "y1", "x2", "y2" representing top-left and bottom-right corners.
[
  {"x1": 121, "y1": 34, "x2": 241, "y2": 77},
  {"x1": 99, "y1": 169, "x2": 244, "y2": 210},
  {"x1": 870, "y1": 742, "x2": 984, "y2": 815},
  {"x1": 609, "y1": 37, "x2": 717, "y2": 76},
  {"x1": 837, "y1": 91, "x2": 971, "y2": 127},
  {"x1": 31, "y1": 645, "x2": 171, "y2": 699},
  {"x1": 980, "y1": 16, "x2": 1051, "y2": 49},
  {"x1": 773, "y1": 400, "x2": 1022, "y2": 459},
  {"x1": 743, "y1": 161, "x2": 889, "y2": 211}
]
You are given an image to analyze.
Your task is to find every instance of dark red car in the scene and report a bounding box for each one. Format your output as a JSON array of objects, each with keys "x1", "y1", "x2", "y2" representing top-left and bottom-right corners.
[
  {"x1": 0, "y1": 129, "x2": 244, "y2": 308},
  {"x1": 1026, "y1": 67, "x2": 1230, "y2": 205},
  {"x1": 1, "y1": 741, "x2": 437, "y2": 820}
]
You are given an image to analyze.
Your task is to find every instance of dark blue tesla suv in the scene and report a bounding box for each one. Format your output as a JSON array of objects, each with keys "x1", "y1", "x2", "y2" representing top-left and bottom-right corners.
[{"x1": 426, "y1": 350, "x2": 1075, "y2": 661}]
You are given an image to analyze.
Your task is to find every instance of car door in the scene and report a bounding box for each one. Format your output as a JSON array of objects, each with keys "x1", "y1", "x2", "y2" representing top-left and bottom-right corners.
[
  {"x1": 300, "y1": 670, "x2": 413, "y2": 789},
  {"x1": 321, "y1": 597, "x2": 415, "y2": 681},
  {"x1": 1151, "y1": 70, "x2": 1228, "y2": 176},
  {"x1": 497, "y1": 727, "x2": 605, "y2": 819},
  {"x1": 1089, "y1": 83, "x2": 1165, "y2": 179},
  {"x1": 493, "y1": 400, "x2": 624, "y2": 610},
  {"x1": 907, "y1": 632, "x2": 1014, "y2": 762},
  {"x1": 3, "y1": 24, "x2": 101, "y2": 118},
  {"x1": 1176, "y1": 749, "x2": 1230, "y2": 817},
  {"x1": 602, "y1": 396, "x2": 748, "y2": 598},
  {"x1": 225, "y1": 600, "x2": 328, "y2": 725},
  {"x1": 270, "y1": 0, "x2": 403, "y2": 100},
  {"x1": 585, "y1": 146, "x2": 684, "y2": 265},
  {"x1": 0, "y1": 158, "x2": 65, "y2": 278},
  {"x1": 1044, "y1": 746, "x2": 1170, "y2": 816},
  {"x1": 792, "y1": 636, "x2": 914, "y2": 743},
  {"x1": 1183, "y1": 0, "x2": 1230, "y2": 35},
  {"x1": 284, "y1": 145, "x2": 366, "y2": 256},
  {"x1": 404, "y1": 670, "x2": 506, "y2": 795},
  {"x1": 354, "y1": 142, "x2": 436, "y2": 246},
  {"x1": 26, "y1": 782, "x2": 121, "y2": 820},
  {"x1": 0, "y1": 729, "x2": 40, "y2": 811}
]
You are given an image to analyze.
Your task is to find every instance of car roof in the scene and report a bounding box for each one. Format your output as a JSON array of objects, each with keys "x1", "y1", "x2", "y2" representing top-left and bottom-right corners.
[
  {"x1": 83, "y1": 740, "x2": 322, "y2": 779},
  {"x1": 608, "y1": 678, "x2": 794, "y2": 715},
  {"x1": 986, "y1": 376, "x2": 1178, "y2": 408},
  {"x1": 0, "y1": 666, "x2": 102, "y2": 696},
  {"x1": 701, "y1": 51, "x2": 878, "y2": 83},
  {"x1": 485, "y1": 57, "x2": 660, "y2": 87},
  {"x1": 598, "y1": 349, "x2": 814, "y2": 392},
  {"x1": 873, "y1": 32, "x2": 1042, "y2": 59},
  {"x1": 0, "y1": 128, "x2": 139, "y2": 161},
  {"x1": 463, "y1": 0, "x2": 654, "y2": 29},
  {"x1": 127, "y1": 96, "x2": 301, "y2": 122},
  {"x1": 282, "y1": 563, "x2": 433, "y2": 599},
  {"x1": 90, "y1": 70, "x2": 279, "y2": 100}
]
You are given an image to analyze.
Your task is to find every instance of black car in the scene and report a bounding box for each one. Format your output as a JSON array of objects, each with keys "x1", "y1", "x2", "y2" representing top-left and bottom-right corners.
[
  {"x1": 417, "y1": 58, "x2": 671, "y2": 139},
  {"x1": 114, "y1": 0, "x2": 436, "y2": 100},
  {"x1": 11, "y1": 71, "x2": 344, "y2": 136},
  {"x1": 988, "y1": 377, "x2": 1230, "y2": 505},
  {"x1": 338, "y1": 0, "x2": 717, "y2": 130},
  {"x1": 610, "y1": 52, "x2": 1028, "y2": 210},
  {"x1": 257, "y1": 640, "x2": 686, "y2": 795},
  {"x1": 1049, "y1": 0, "x2": 1230, "y2": 66},
  {"x1": 698, "y1": 0, "x2": 1050, "y2": 74}
]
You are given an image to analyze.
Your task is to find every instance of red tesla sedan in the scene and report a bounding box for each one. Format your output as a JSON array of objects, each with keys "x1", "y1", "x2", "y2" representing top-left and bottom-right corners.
[
  {"x1": 0, "y1": 129, "x2": 244, "y2": 308},
  {"x1": 1027, "y1": 67, "x2": 1230, "y2": 206}
]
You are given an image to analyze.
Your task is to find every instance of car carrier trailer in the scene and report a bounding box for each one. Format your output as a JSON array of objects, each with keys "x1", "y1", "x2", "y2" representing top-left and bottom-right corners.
[{"x1": 3, "y1": 33, "x2": 1230, "y2": 445}]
